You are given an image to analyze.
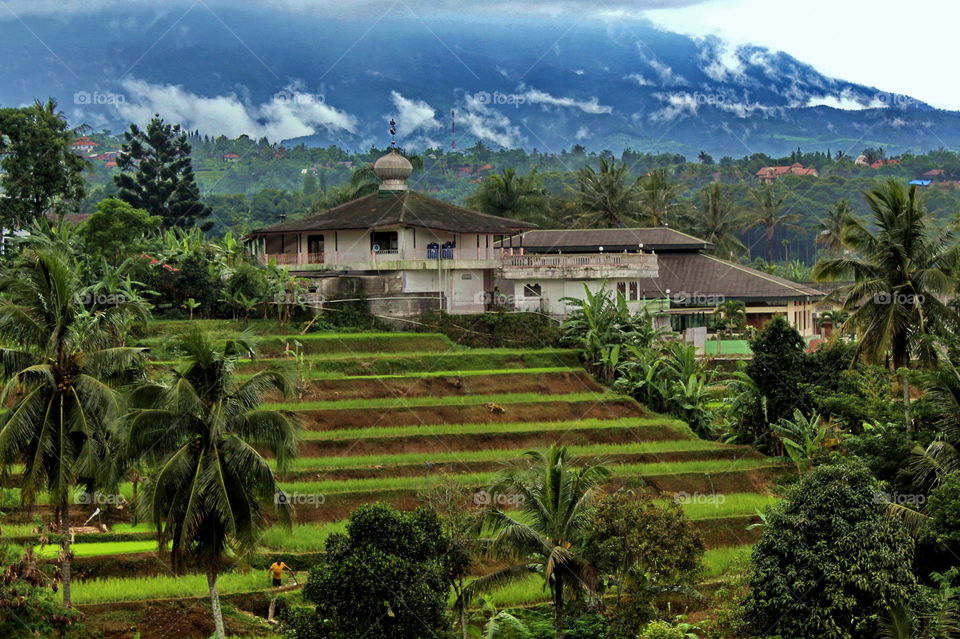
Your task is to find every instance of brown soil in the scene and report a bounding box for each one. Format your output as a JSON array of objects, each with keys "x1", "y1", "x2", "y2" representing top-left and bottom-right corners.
[
  {"x1": 295, "y1": 424, "x2": 684, "y2": 457},
  {"x1": 280, "y1": 447, "x2": 760, "y2": 481},
  {"x1": 79, "y1": 590, "x2": 283, "y2": 639},
  {"x1": 693, "y1": 515, "x2": 764, "y2": 548},
  {"x1": 275, "y1": 370, "x2": 602, "y2": 402},
  {"x1": 300, "y1": 398, "x2": 645, "y2": 429}
]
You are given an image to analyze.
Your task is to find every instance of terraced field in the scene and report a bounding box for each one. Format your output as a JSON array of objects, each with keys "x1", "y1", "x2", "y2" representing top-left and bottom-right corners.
[{"x1": 1, "y1": 327, "x2": 779, "y2": 637}]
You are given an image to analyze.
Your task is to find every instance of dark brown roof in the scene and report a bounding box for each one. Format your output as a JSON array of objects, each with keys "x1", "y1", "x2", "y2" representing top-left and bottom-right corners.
[
  {"x1": 251, "y1": 191, "x2": 536, "y2": 235},
  {"x1": 498, "y1": 228, "x2": 712, "y2": 252},
  {"x1": 638, "y1": 253, "x2": 823, "y2": 302}
]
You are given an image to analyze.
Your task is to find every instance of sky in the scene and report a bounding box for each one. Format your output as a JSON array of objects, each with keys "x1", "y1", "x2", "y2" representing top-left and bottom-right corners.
[
  {"x1": 1, "y1": 0, "x2": 957, "y2": 110},
  {"x1": 644, "y1": 0, "x2": 960, "y2": 110}
]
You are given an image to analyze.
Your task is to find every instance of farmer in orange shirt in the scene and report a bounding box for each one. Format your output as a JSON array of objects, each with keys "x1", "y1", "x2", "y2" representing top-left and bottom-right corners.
[{"x1": 268, "y1": 560, "x2": 290, "y2": 588}]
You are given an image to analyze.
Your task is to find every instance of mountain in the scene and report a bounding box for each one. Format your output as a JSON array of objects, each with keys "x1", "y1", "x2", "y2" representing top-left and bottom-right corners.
[{"x1": 0, "y1": 4, "x2": 954, "y2": 157}]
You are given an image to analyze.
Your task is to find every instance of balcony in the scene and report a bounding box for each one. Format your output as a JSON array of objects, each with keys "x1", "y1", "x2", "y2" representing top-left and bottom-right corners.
[
  {"x1": 256, "y1": 247, "x2": 502, "y2": 271},
  {"x1": 499, "y1": 252, "x2": 658, "y2": 279}
]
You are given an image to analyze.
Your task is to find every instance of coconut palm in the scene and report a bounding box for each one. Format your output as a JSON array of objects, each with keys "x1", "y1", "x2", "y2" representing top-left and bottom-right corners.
[
  {"x1": 0, "y1": 248, "x2": 149, "y2": 606},
  {"x1": 466, "y1": 445, "x2": 610, "y2": 639},
  {"x1": 816, "y1": 199, "x2": 854, "y2": 257},
  {"x1": 812, "y1": 180, "x2": 960, "y2": 427},
  {"x1": 638, "y1": 168, "x2": 688, "y2": 228},
  {"x1": 692, "y1": 182, "x2": 746, "y2": 260},
  {"x1": 466, "y1": 168, "x2": 547, "y2": 223},
  {"x1": 125, "y1": 328, "x2": 299, "y2": 638},
  {"x1": 747, "y1": 184, "x2": 801, "y2": 263},
  {"x1": 570, "y1": 158, "x2": 641, "y2": 228}
]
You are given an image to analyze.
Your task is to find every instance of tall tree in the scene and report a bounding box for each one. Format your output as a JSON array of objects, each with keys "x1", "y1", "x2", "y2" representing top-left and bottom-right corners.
[
  {"x1": 468, "y1": 445, "x2": 610, "y2": 639},
  {"x1": 816, "y1": 199, "x2": 854, "y2": 257},
  {"x1": 812, "y1": 180, "x2": 960, "y2": 426},
  {"x1": 0, "y1": 100, "x2": 87, "y2": 231},
  {"x1": 0, "y1": 248, "x2": 148, "y2": 606},
  {"x1": 115, "y1": 116, "x2": 212, "y2": 229},
  {"x1": 692, "y1": 182, "x2": 745, "y2": 260},
  {"x1": 466, "y1": 168, "x2": 547, "y2": 222},
  {"x1": 637, "y1": 168, "x2": 688, "y2": 227},
  {"x1": 125, "y1": 328, "x2": 299, "y2": 639},
  {"x1": 747, "y1": 184, "x2": 801, "y2": 262},
  {"x1": 571, "y1": 158, "x2": 641, "y2": 228}
]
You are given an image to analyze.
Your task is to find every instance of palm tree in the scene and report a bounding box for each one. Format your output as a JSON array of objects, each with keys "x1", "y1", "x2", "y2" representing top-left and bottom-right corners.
[
  {"x1": 125, "y1": 328, "x2": 300, "y2": 638},
  {"x1": 637, "y1": 168, "x2": 688, "y2": 227},
  {"x1": 466, "y1": 168, "x2": 547, "y2": 223},
  {"x1": 570, "y1": 158, "x2": 641, "y2": 228},
  {"x1": 747, "y1": 185, "x2": 801, "y2": 263},
  {"x1": 467, "y1": 445, "x2": 610, "y2": 639},
  {"x1": 812, "y1": 179, "x2": 960, "y2": 427},
  {"x1": 816, "y1": 199, "x2": 854, "y2": 257},
  {"x1": 0, "y1": 248, "x2": 148, "y2": 606},
  {"x1": 692, "y1": 182, "x2": 746, "y2": 260}
]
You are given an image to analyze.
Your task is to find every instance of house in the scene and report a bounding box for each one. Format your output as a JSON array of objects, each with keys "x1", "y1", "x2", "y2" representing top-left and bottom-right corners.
[
  {"x1": 755, "y1": 162, "x2": 819, "y2": 183},
  {"x1": 922, "y1": 169, "x2": 945, "y2": 180},
  {"x1": 244, "y1": 149, "x2": 542, "y2": 318},
  {"x1": 496, "y1": 228, "x2": 824, "y2": 336},
  {"x1": 222, "y1": 153, "x2": 241, "y2": 162},
  {"x1": 70, "y1": 137, "x2": 98, "y2": 153}
]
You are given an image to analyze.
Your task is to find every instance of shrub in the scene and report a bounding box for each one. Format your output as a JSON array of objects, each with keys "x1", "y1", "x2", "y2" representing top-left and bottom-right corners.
[
  {"x1": 742, "y1": 462, "x2": 917, "y2": 639},
  {"x1": 638, "y1": 620, "x2": 684, "y2": 639}
]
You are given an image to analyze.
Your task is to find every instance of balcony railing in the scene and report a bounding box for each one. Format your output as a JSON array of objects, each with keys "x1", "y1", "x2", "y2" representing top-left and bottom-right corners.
[
  {"x1": 501, "y1": 253, "x2": 651, "y2": 268},
  {"x1": 261, "y1": 252, "x2": 324, "y2": 265}
]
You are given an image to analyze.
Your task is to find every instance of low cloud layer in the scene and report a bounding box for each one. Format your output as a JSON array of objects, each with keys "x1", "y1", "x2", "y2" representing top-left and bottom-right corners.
[{"x1": 115, "y1": 79, "x2": 357, "y2": 140}]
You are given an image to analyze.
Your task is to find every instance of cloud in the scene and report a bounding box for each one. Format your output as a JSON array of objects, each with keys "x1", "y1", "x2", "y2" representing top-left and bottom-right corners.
[
  {"x1": 648, "y1": 92, "x2": 699, "y2": 123},
  {"x1": 460, "y1": 93, "x2": 521, "y2": 147},
  {"x1": 805, "y1": 88, "x2": 887, "y2": 110},
  {"x1": 575, "y1": 126, "x2": 590, "y2": 141},
  {"x1": 115, "y1": 78, "x2": 357, "y2": 141},
  {"x1": 699, "y1": 39, "x2": 745, "y2": 82},
  {"x1": 624, "y1": 73, "x2": 654, "y2": 86},
  {"x1": 389, "y1": 91, "x2": 441, "y2": 138},
  {"x1": 522, "y1": 88, "x2": 613, "y2": 114}
]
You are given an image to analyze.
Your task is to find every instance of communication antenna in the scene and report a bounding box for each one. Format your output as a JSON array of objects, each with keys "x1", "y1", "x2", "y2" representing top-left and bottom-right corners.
[
  {"x1": 450, "y1": 110, "x2": 456, "y2": 149},
  {"x1": 389, "y1": 118, "x2": 397, "y2": 147}
]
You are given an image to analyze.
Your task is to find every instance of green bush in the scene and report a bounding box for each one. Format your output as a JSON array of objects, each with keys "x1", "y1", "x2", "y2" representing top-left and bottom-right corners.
[
  {"x1": 638, "y1": 620, "x2": 684, "y2": 639},
  {"x1": 742, "y1": 461, "x2": 917, "y2": 639}
]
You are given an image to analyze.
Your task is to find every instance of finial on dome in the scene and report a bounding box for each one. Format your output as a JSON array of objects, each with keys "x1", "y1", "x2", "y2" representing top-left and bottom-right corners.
[{"x1": 373, "y1": 148, "x2": 413, "y2": 191}]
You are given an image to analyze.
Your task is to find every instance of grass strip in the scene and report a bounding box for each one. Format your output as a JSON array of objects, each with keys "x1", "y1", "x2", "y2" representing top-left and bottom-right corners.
[
  {"x1": 33, "y1": 540, "x2": 159, "y2": 559},
  {"x1": 298, "y1": 417, "x2": 690, "y2": 441},
  {"x1": 72, "y1": 571, "x2": 269, "y2": 605},
  {"x1": 278, "y1": 459, "x2": 783, "y2": 496},
  {"x1": 259, "y1": 521, "x2": 348, "y2": 552},
  {"x1": 272, "y1": 391, "x2": 621, "y2": 411},
  {"x1": 663, "y1": 492, "x2": 778, "y2": 520},
  {"x1": 702, "y1": 545, "x2": 753, "y2": 579},
  {"x1": 275, "y1": 440, "x2": 730, "y2": 471}
]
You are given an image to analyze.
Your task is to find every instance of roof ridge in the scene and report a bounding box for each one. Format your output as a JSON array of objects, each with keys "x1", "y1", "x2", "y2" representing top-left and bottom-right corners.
[{"x1": 407, "y1": 191, "x2": 535, "y2": 227}]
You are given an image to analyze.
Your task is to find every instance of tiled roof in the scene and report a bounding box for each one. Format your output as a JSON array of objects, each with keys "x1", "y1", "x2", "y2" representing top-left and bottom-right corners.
[
  {"x1": 250, "y1": 190, "x2": 536, "y2": 235},
  {"x1": 496, "y1": 228, "x2": 713, "y2": 252},
  {"x1": 637, "y1": 252, "x2": 824, "y2": 301}
]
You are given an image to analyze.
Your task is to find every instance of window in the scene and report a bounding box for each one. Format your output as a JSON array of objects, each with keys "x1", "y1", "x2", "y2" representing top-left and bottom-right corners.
[
  {"x1": 371, "y1": 231, "x2": 398, "y2": 252},
  {"x1": 617, "y1": 282, "x2": 626, "y2": 297},
  {"x1": 629, "y1": 281, "x2": 638, "y2": 301},
  {"x1": 307, "y1": 234, "x2": 324, "y2": 254},
  {"x1": 523, "y1": 283, "x2": 542, "y2": 298}
]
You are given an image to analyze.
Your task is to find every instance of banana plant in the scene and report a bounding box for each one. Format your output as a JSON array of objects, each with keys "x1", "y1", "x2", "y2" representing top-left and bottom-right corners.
[{"x1": 772, "y1": 409, "x2": 827, "y2": 474}]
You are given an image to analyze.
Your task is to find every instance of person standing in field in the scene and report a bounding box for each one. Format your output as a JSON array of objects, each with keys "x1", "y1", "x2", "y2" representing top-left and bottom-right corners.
[{"x1": 269, "y1": 560, "x2": 290, "y2": 587}]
